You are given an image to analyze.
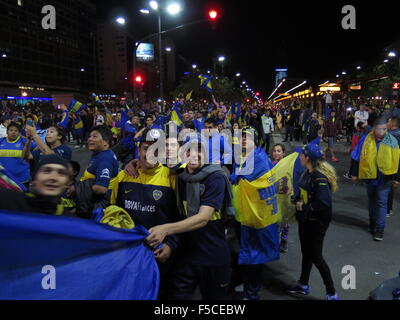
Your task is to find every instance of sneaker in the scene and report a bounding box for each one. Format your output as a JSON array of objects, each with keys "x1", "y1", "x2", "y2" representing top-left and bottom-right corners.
[
  {"x1": 280, "y1": 239, "x2": 288, "y2": 253},
  {"x1": 332, "y1": 157, "x2": 339, "y2": 162},
  {"x1": 234, "y1": 284, "x2": 244, "y2": 293},
  {"x1": 386, "y1": 210, "x2": 393, "y2": 218},
  {"x1": 326, "y1": 293, "x2": 340, "y2": 300},
  {"x1": 343, "y1": 172, "x2": 352, "y2": 180},
  {"x1": 287, "y1": 281, "x2": 310, "y2": 295},
  {"x1": 373, "y1": 230, "x2": 384, "y2": 241}
]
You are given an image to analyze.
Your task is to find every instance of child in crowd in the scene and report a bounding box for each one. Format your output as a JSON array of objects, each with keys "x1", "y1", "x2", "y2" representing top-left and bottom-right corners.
[
  {"x1": 343, "y1": 122, "x2": 366, "y2": 180},
  {"x1": 271, "y1": 144, "x2": 296, "y2": 253}
]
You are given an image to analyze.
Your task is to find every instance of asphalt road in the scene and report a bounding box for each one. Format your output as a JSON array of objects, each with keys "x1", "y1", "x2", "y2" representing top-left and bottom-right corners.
[{"x1": 69, "y1": 135, "x2": 400, "y2": 301}]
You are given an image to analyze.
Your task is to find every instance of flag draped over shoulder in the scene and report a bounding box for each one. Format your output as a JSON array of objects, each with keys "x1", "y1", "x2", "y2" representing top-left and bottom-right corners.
[
  {"x1": 232, "y1": 147, "x2": 280, "y2": 265},
  {"x1": 352, "y1": 132, "x2": 400, "y2": 179},
  {"x1": 199, "y1": 75, "x2": 213, "y2": 93},
  {"x1": 0, "y1": 211, "x2": 159, "y2": 300},
  {"x1": 68, "y1": 99, "x2": 87, "y2": 114},
  {"x1": 170, "y1": 102, "x2": 183, "y2": 127}
]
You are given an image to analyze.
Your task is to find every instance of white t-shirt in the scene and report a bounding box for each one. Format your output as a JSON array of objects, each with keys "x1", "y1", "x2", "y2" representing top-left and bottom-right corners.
[
  {"x1": 0, "y1": 125, "x2": 7, "y2": 139},
  {"x1": 261, "y1": 115, "x2": 274, "y2": 134},
  {"x1": 324, "y1": 94, "x2": 333, "y2": 104},
  {"x1": 354, "y1": 110, "x2": 369, "y2": 127}
]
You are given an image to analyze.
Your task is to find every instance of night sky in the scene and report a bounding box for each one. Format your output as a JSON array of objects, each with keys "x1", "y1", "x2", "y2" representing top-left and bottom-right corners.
[{"x1": 94, "y1": 0, "x2": 400, "y2": 98}]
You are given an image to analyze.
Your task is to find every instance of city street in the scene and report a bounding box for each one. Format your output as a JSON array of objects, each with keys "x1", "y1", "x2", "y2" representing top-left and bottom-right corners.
[
  {"x1": 71, "y1": 136, "x2": 400, "y2": 301},
  {"x1": 257, "y1": 132, "x2": 400, "y2": 300}
]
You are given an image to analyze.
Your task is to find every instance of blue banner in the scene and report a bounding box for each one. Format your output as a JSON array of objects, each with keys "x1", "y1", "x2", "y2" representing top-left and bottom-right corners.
[{"x1": 0, "y1": 210, "x2": 159, "y2": 300}]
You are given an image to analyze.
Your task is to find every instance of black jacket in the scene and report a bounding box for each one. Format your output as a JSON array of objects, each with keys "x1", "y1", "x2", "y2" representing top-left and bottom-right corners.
[
  {"x1": 295, "y1": 170, "x2": 333, "y2": 225},
  {"x1": 0, "y1": 189, "x2": 74, "y2": 216}
]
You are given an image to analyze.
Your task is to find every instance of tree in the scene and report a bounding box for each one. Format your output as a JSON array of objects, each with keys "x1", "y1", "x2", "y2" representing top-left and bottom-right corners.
[{"x1": 170, "y1": 74, "x2": 249, "y2": 102}]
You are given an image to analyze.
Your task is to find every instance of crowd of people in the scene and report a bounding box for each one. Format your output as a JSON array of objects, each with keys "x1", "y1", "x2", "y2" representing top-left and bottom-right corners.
[{"x1": 0, "y1": 92, "x2": 399, "y2": 301}]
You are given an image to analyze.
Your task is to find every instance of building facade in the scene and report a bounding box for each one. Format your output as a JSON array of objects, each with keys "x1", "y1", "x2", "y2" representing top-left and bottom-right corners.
[
  {"x1": 0, "y1": 0, "x2": 97, "y2": 102},
  {"x1": 97, "y1": 21, "x2": 131, "y2": 95}
]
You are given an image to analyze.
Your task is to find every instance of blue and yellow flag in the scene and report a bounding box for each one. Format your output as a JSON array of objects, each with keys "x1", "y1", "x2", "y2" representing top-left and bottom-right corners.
[
  {"x1": 0, "y1": 164, "x2": 26, "y2": 192},
  {"x1": 234, "y1": 103, "x2": 242, "y2": 118},
  {"x1": 186, "y1": 91, "x2": 193, "y2": 101},
  {"x1": 232, "y1": 147, "x2": 280, "y2": 265},
  {"x1": 68, "y1": 99, "x2": 87, "y2": 114},
  {"x1": 199, "y1": 75, "x2": 213, "y2": 93},
  {"x1": 92, "y1": 93, "x2": 101, "y2": 104},
  {"x1": 171, "y1": 102, "x2": 183, "y2": 127},
  {"x1": 0, "y1": 210, "x2": 159, "y2": 300}
]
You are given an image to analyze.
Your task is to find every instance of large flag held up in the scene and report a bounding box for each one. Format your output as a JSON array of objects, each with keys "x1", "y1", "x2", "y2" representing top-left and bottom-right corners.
[
  {"x1": 0, "y1": 211, "x2": 159, "y2": 300},
  {"x1": 170, "y1": 102, "x2": 183, "y2": 127},
  {"x1": 199, "y1": 75, "x2": 213, "y2": 93},
  {"x1": 68, "y1": 99, "x2": 87, "y2": 114}
]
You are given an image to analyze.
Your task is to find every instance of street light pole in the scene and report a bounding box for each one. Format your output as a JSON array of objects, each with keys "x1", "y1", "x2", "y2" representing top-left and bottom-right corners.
[{"x1": 158, "y1": 12, "x2": 164, "y2": 108}]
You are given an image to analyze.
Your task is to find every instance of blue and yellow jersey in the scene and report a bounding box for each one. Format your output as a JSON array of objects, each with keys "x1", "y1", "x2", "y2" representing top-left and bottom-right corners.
[
  {"x1": 32, "y1": 144, "x2": 72, "y2": 162},
  {"x1": 109, "y1": 163, "x2": 179, "y2": 230},
  {"x1": 0, "y1": 137, "x2": 32, "y2": 184},
  {"x1": 81, "y1": 149, "x2": 119, "y2": 188}
]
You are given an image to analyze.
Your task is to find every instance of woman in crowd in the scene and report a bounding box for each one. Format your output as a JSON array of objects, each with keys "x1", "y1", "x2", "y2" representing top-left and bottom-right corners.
[{"x1": 287, "y1": 142, "x2": 339, "y2": 300}]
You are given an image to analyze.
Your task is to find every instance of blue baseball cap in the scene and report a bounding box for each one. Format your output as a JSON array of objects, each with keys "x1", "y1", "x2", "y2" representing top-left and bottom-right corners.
[{"x1": 301, "y1": 143, "x2": 324, "y2": 161}]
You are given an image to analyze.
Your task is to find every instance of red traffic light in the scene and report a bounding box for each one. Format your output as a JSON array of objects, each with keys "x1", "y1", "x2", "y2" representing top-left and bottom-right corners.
[
  {"x1": 246, "y1": 98, "x2": 250, "y2": 103},
  {"x1": 135, "y1": 75, "x2": 143, "y2": 83},
  {"x1": 209, "y1": 10, "x2": 218, "y2": 20}
]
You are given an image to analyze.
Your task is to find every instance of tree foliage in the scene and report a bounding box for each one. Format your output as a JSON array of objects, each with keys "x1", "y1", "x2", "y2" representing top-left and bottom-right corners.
[{"x1": 170, "y1": 74, "x2": 249, "y2": 102}]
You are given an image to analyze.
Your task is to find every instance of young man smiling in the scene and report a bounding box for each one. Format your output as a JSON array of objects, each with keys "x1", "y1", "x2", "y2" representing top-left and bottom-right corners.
[
  {"x1": 0, "y1": 154, "x2": 72, "y2": 216},
  {"x1": 74, "y1": 126, "x2": 119, "y2": 218},
  {"x1": 146, "y1": 133, "x2": 233, "y2": 300},
  {"x1": 110, "y1": 128, "x2": 181, "y2": 300}
]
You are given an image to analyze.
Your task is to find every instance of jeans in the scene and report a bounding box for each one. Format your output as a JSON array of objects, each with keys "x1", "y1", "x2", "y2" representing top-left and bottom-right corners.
[
  {"x1": 366, "y1": 182, "x2": 391, "y2": 230},
  {"x1": 262, "y1": 133, "x2": 271, "y2": 154},
  {"x1": 243, "y1": 264, "x2": 263, "y2": 300},
  {"x1": 387, "y1": 185, "x2": 395, "y2": 214},
  {"x1": 298, "y1": 219, "x2": 335, "y2": 295},
  {"x1": 285, "y1": 126, "x2": 294, "y2": 141}
]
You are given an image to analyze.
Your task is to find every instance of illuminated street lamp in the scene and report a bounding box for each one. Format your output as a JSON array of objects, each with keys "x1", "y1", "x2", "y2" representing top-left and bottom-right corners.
[
  {"x1": 140, "y1": 9, "x2": 150, "y2": 14},
  {"x1": 236, "y1": 73, "x2": 241, "y2": 77},
  {"x1": 165, "y1": 47, "x2": 172, "y2": 52},
  {"x1": 167, "y1": 3, "x2": 182, "y2": 15},
  {"x1": 388, "y1": 51, "x2": 396, "y2": 57},
  {"x1": 149, "y1": 1, "x2": 159, "y2": 10},
  {"x1": 218, "y1": 56, "x2": 225, "y2": 62},
  {"x1": 115, "y1": 17, "x2": 126, "y2": 25},
  {"x1": 384, "y1": 59, "x2": 389, "y2": 63},
  {"x1": 192, "y1": 64, "x2": 197, "y2": 69}
]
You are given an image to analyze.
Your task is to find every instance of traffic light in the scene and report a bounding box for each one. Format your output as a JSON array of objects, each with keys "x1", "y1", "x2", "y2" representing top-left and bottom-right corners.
[
  {"x1": 256, "y1": 92, "x2": 260, "y2": 96},
  {"x1": 207, "y1": 8, "x2": 220, "y2": 30},
  {"x1": 208, "y1": 10, "x2": 218, "y2": 20},
  {"x1": 135, "y1": 75, "x2": 143, "y2": 84}
]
